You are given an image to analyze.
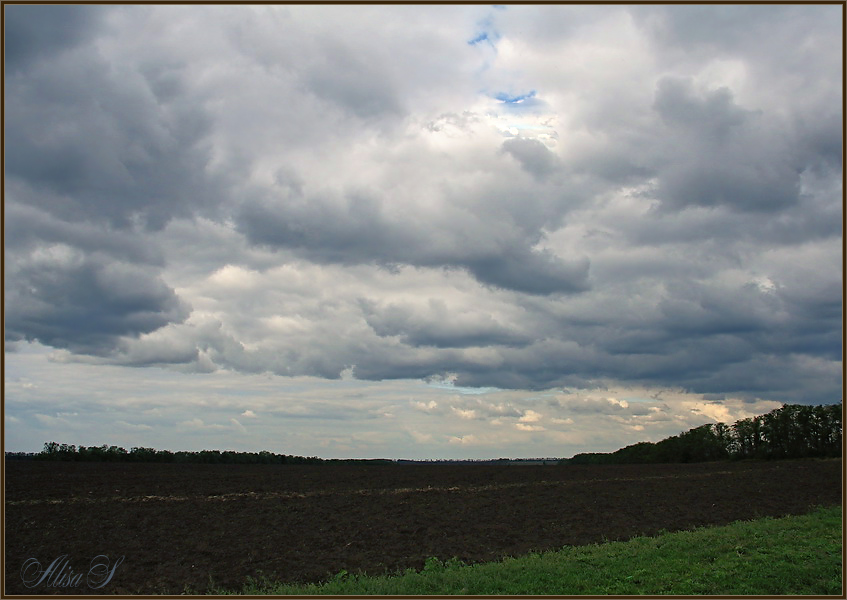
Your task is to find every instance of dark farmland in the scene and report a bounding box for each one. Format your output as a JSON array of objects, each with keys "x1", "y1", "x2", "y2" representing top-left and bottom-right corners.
[{"x1": 4, "y1": 459, "x2": 842, "y2": 595}]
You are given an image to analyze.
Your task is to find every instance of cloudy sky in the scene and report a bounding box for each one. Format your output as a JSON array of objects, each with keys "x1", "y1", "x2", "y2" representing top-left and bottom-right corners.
[{"x1": 5, "y1": 4, "x2": 842, "y2": 459}]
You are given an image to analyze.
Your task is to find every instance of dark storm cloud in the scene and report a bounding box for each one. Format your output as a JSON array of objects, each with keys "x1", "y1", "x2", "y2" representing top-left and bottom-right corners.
[
  {"x1": 349, "y1": 355, "x2": 460, "y2": 384},
  {"x1": 653, "y1": 77, "x2": 751, "y2": 137},
  {"x1": 4, "y1": 4, "x2": 105, "y2": 72},
  {"x1": 4, "y1": 5, "x2": 225, "y2": 358},
  {"x1": 617, "y1": 198, "x2": 841, "y2": 250},
  {"x1": 4, "y1": 10, "x2": 206, "y2": 362},
  {"x1": 795, "y1": 112, "x2": 843, "y2": 175},
  {"x1": 501, "y1": 138, "x2": 558, "y2": 180},
  {"x1": 465, "y1": 249, "x2": 590, "y2": 295},
  {"x1": 639, "y1": 5, "x2": 767, "y2": 52},
  {"x1": 667, "y1": 353, "x2": 839, "y2": 406},
  {"x1": 360, "y1": 299, "x2": 532, "y2": 349},
  {"x1": 305, "y1": 42, "x2": 405, "y2": 120},
  {"x1": 235, "y1": 189, "x2": 396, "y2": 265},
  {"x1": 6, "y1": 255, "x2": 190, "y2": 355},
  {"x1": 633, "y1": 4, "x2": 831, "y2": 58},
  {"x1": 387, "y1": 253, "x2": 839, "y2": 401},
  {"x1": 5, "y1": 200, "x2": 164, "y2": 266},
  {"x1": 236, "y1": 187, "x2": 591, "y2": 295},
  {"x1": 651, "y1": 77, "x2": 802, "y2": 213},
  {"x1": 4, "y1": 20, "x2": 223, "y2": 230}
]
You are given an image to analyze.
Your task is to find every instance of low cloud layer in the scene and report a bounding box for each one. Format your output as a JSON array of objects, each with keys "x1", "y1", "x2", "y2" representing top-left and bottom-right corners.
[{"x1": 5, "y1": 5, "x2": 841, "y2": 456}]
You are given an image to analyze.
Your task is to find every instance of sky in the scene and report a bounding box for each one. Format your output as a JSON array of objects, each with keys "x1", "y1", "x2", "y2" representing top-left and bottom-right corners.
[{"x1": 4, "y1": 4, "x2": 843, "y2": 459}]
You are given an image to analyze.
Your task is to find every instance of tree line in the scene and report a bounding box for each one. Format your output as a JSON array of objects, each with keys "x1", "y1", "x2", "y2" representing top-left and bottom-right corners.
[
  {"x1": 24, "y1": 444, "x2": 392, "y2": 465},
  {"x1": 8, "y1": 403, "x2": 841, "y2": 466},
  {"x1": 563, "y1": 403, "x2": 842, "y2": 465}
]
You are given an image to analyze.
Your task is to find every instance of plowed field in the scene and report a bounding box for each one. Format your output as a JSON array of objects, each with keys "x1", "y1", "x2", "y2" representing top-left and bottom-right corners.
[{"x1": 4, "y1": 459, "x2": 842, "y2": 595}]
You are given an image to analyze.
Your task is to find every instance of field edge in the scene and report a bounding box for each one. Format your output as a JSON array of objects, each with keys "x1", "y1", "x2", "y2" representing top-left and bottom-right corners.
[{"x1": 209, "y1": 504, "x2": 844, "y2": 596}]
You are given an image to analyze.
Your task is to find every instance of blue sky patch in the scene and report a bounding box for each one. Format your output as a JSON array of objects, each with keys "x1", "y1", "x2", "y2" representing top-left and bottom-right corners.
[
  {"x1": 468, "y1": 14, "x2": 500, "y2": 48},
  {"x1": 495, "y1": 90, "x2": 537, "y2": 104},
  {"x1": 468, "y1": 32, "x2": 490, "y2": 46}
]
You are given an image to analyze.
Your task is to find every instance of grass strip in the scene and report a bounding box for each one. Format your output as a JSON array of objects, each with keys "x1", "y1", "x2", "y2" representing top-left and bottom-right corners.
[{"x1": 212, "y1": 505, "x2": 842, "y2": 596}]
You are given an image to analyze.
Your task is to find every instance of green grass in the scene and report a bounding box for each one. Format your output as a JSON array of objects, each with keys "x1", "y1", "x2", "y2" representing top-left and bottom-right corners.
[{"x1": 211, "y1": 505, "x2": 842, "y2": 595}]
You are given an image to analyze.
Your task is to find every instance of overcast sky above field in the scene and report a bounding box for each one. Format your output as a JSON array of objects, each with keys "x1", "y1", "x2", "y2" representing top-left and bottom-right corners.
[{"x1": 5, "y1": 5, "x2": 842, "y2": 459}]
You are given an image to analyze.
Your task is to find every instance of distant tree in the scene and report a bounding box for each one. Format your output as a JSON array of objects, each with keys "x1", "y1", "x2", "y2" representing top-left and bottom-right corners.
[
  {"x1": 39, "y1": 441, "x2": 60, "y2": 458},
  {"x1": 562, "y1": 402, "x2": 842, "y2": 465}
]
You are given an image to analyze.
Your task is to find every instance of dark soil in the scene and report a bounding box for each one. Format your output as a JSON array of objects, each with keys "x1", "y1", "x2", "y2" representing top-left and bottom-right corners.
[{"x1": 4, "y1": 458, "x2": 842, "y2": 595}]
